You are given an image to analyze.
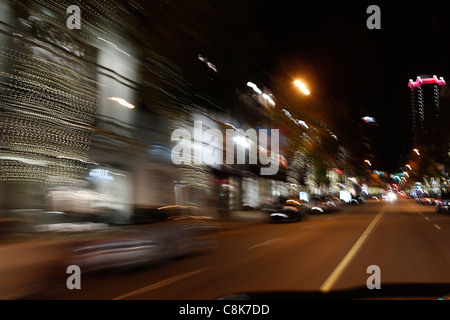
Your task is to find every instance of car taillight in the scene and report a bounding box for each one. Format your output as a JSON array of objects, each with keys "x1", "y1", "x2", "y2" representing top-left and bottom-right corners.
[{"x1": 439, "y1": 201, "x2": 443, "y2": 206}]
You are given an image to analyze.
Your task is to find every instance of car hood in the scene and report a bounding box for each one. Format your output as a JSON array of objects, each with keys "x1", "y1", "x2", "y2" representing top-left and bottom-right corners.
[{"x1": 217, "y1": 283, "x2": 450, "y2": 300}]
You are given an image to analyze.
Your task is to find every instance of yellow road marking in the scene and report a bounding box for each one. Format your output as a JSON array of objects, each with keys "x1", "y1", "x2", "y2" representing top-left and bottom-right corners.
[{"x1": 320, "y1": 205, "x2": 387, "y2": 293}]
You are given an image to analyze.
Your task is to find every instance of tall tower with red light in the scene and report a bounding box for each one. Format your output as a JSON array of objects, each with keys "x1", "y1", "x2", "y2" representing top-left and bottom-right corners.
[{"x1": 408, "y1": 75, "x2": 446, "y2": 143}]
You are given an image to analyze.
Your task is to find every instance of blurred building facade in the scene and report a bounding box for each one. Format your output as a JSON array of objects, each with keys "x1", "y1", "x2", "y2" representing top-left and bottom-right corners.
[{"x1": 0, "y1": 0, "x2": 289, "y2": 222}]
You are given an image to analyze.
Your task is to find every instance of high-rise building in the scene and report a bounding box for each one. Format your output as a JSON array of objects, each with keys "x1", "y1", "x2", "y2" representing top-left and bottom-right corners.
[{"x1": 408, "y1": 75, "x2": 445, "y2": 145}]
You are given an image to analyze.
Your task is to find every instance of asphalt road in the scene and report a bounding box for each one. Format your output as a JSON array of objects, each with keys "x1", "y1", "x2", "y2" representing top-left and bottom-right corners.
[{"x1": 26, "y1": 199, "x2": 450, "y2": 300}]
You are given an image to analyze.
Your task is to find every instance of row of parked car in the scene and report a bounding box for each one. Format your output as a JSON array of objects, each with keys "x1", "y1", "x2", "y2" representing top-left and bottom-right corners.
[
  {"x1": 0, "y1": 205, "x2": 220, "y2": 298},
  {"x1": 262, "y1": 195, "x2": 366, "y2": 223},
  {"x1": 416, "y1": 192, "x2": 450, "y2": 214}
]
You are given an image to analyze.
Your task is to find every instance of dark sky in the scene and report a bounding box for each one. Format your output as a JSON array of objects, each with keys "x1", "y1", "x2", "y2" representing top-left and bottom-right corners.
[
  {"x1": 143, "y1": 0, "x2": 449, "y2": 172},
  {"x1": 247, "y1": 0, "x2": 450, "y2": 172}
]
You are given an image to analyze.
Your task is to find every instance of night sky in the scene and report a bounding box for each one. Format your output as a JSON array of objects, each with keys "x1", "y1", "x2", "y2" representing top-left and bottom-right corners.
[
  {"x1": 245, "y1": 0, "x2": 450, "y2": 172},
  {"x1": 146, "y1": 0, "x2": 450, "y2": 172}
]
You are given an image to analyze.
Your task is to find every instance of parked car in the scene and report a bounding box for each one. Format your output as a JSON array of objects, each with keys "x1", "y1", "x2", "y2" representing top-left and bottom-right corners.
[
  {"x1": 38, "y1": 206, "x2": 220, "y2": 274},
  {"x1": 307, "y1": 195, "x2": 341, "y2": 213},
  {"x1": 264, "y1": 199, "x2": 308, "y2": 223},
  {"x1": 322, "y1": 197, "x2": 342, "y2": 211},
  {"x1": 416, "y1": 197, "x2": 426, "y2": 205},
  {"x1": 436, "y1": 192, "x2": 450, "y2": 214},
  {"x1": 351, "y1": 194, "x2": 367, "y2": 205},
  {"x1": 417, "y1": 197, "x2": 437, "y2": 206}
]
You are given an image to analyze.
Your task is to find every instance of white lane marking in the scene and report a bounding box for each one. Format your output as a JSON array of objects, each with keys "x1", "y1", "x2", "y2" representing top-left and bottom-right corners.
[
  {"x1": 112, "y1": 267, "x2": 211, "y2": 300},
  {"x1": 320, "y1": 205, "x2": 387, "y2": 293},
  {"x1": 247, "y1": 238, "x2": 284, "y2": 250},
  {"x1": 425, "y1": 217, "x2": 430, "y2": 221},
  {"x1": 418, "y1": 212, "x2": 423, "y2": 215},
  {"x1": 435, "y1": 224, "x2": 441, "y2": 231}
]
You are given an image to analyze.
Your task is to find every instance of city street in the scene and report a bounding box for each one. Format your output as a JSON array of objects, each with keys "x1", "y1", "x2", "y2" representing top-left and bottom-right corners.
[
  {"x1": 1, "y1": 0, "x2": 450, "y2": 308},
  {"x1": 27, "y1": 199, "x2": 450, "y2": 300}
]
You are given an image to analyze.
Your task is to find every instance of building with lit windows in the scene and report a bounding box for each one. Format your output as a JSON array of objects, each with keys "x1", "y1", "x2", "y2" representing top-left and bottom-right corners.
[{"x1": 0, "y1": 0, "x2": 289, "y2": 222}]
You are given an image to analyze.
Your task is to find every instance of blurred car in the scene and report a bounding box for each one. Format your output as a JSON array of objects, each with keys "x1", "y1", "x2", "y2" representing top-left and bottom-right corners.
[
  {"x1": 307, "y1": 195, "x2": 341, "y2": 213},
  {"x1": 417, "y1": 197, "x2": 437, "y2": 205},
  {"x1": 322, "y1": 197, "x2": 342, "y2": 211},
  {"x1": 382, "y1": 192, "x2": 397, "y2": 203},
  {"x1": 351, "y1": 194, "x2": 367, "y2": 205},
  {"x1": 36, "y1": 206, "x2": 220, "y2": 274},
  {"x1": 416, "y1": 197, "x2": 427, "y2": 205},
  {"x1": 263, "y1": 199, "x2": 308, "y2": 223},
  {"x1": 436, "y1": 192, "x2": 450, "y2": 214}
]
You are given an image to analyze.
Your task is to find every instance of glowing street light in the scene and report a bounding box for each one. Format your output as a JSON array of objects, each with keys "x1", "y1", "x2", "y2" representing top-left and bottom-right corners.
[
  {"x1": 348, "y1": 177, "x2": 358, "y2": 184},
  {"x1": 294, "y1": 80, "x2": 310, "y2": 95},
  {"x1": 247, "y1": 82, "x2": 262, "y2": 95},
  {"x1": 297, "y1": 120, "x2": 309, "y2": 129},
  {"x1": 413, "y1": 149, "x2": 420, "y2": 156},
  {"x1": 262, "y1": 93, "x2": 276, "y2": 106},
  {"x1": 406, "y1": 164, "x2": 412, "y2": 170},
  {"x1": 247, "y1": 81, "x2": 276, "y2": 106},
  {"x1": 364, "y1": 160, "x2": 372, "y2": 166},
  {"x1": 107, "y1": 97, "x2": 135, "y2": 109}
]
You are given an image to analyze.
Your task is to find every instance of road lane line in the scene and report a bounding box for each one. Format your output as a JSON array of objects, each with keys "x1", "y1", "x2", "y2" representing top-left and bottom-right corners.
[
  {"x1": 435, "y1": 224, "x2": 441, "y2": 231},
  {"x1": 112, "y1": 267, "x2": 211, "y2": 300},
  {"x1": 425, "y1": 217, "x2": 430, "y2": 221},
  {"x1": 320, "y1": 205, "x2": 387, "y2": 293},
  {"x1": 247, "y1": 238, "x2": 284, "y2": 250}
]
